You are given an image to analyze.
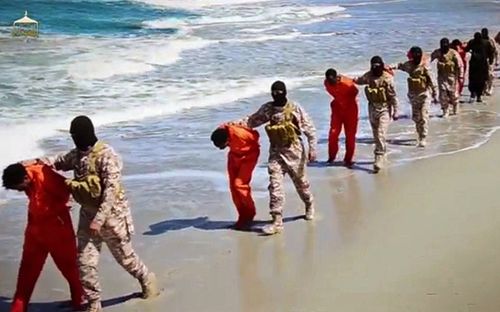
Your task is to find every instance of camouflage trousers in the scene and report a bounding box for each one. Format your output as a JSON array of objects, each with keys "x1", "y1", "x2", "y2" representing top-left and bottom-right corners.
[
  {"x1": 486, "y1": 64, "x2": 494, "y2": 94},
  {"x1": 409, "y1": 93, "x2": 429, "y2": 139},
  {"x1": 268, "y1": 141, "x2": 313, "y2": 217},
  {"x1": 368, "y1": 106, "x2": 391, "y2": 156},
  {"x1": 77, "y1": 208, "x2": 149, "y2": 302},
  {"x1": 438, "y1": 78, "x2": 458, "y2": 112}
]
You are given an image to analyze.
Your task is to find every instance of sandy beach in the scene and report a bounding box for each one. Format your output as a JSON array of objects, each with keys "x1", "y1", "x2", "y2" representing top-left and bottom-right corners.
[{"x1": 0, "y1": 79, "x2": 498, "y2": 312}]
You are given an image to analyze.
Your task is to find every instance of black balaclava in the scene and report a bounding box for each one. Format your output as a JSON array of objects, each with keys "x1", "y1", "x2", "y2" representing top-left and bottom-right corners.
[
  {"x1": 409, "y1": 46, "x2": 423, "y2": 66},
  {"x1": 70, "y1": 115, "x2": 98, "y2": 151},
  {"x1": 481, "y1": 28, "x2": 489, "y2": 39},
  {"x1": 474, "y1": 32, "x2": 482, "y2": 44},
  {"x1": 440, "y1": 38, "x2": 450, "y2": 54},
  {"x1": 271, "y1": 80, "x2": 287, "y2": 107},
  {"x1": 370, "y1": 56, "x2": 384, "y2": 77}
]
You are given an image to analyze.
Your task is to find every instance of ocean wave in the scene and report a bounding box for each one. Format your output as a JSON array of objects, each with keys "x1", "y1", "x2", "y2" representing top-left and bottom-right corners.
[
  {"x1": 134, "y1": 0, "x2": 273, "y2": 9},
  {"x1": 67, "y1": 37, "x2": 211, "y2": 79},
  {"x1": 345, "y1": 0, "x2": 407, "y2": 6},
  {"x1": 0, "y1": 75, "x2": 315, "y2": 170}
]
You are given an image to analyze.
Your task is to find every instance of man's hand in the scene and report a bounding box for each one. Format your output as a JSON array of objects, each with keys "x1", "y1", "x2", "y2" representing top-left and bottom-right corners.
[
  {"x1": 308, "y1": 150, "x2": 317, "y2": 163},
  {"x1": 89, "y1": 220, "x2": 102, "y2": 236}
]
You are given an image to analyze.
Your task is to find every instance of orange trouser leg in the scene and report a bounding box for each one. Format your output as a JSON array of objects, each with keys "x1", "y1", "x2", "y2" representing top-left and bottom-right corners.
[
  {"x1": 48, "y1": 225, "x2": 84, "y2": 309},
  {"x1": 343, "y1": 110, "x2": 359, "y2": 164},
  {"x1": 328, "y1": 112, "x2": 343, "y2": 161},
  {"x1": 228, "y1": 151, "x2": 259, "y2": 222},
  {"x1": 11, "y1": 229, "x2": 48, "y2": 312}
]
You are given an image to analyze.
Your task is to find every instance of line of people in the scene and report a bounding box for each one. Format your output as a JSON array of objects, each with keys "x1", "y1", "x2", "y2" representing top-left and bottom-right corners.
[
  {"x1": 211, "y1": 29, "x2": 498, "y2": 236},
  {"x1": 1, "y1": 28, "x2": 498, "y2": 312}
]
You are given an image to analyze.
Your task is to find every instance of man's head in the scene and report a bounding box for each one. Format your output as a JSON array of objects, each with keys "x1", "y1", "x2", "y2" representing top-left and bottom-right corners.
[
  {"x1": 325, "y1": 68, "x2": 338, "y2": 85},
  {"x1": 370, "y1": 56, "x2": 384, "y2": 77},
  {"x1": 211, "y1": 127, "x2": 229, "y2": 150},
  {"x1": 481, "y1": 28, "x2": 489, "y2": 39},
  {"x1": 409, "y1": 46, "x2": 423, "y2": 65},
  {"x1": 474, "y1": 32, "x2": 482, "y2": 41},
  {"x1": 271, "y1": 80, "x2": 287, "y2": 107},
  {"x1": 451, "y1": 39, "x2": 461, "y2": 50},
  {"x1": 440, "y1": 38, "x2": 450, "y2": 54},
  {"x1": 2, "y1": 163, "x2": 29, "y2": 192},
  {"x1": 70, "y1": 115, "x2": 98, "y2": 151}
]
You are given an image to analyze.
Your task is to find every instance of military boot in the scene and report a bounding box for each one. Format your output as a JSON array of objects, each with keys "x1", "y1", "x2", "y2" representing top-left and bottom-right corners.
[
  {"x1": 452, "y1": 104, "x2": 459, "y2": 115},
  {"x1": 140, "y1": 272, "x2": 160, "y2": 299},
  {"x1": 373, "y1": 155, "x2": 383, "y2": 173},
  {"x1": 85, "y1": 301, "x2": 102, "y2": 312},
  {"x1": 262, "y1": 215, "x2": 284, "y2": 235},
  {"x1": 442, "y1": 109, "x2": 449, "y2": 118},
  {"x1": 305, "y1": 204, "x2": 315, "y2": 221},
  {"x1": 417, "y1": 135, "x2": 427, "y2": 148}
]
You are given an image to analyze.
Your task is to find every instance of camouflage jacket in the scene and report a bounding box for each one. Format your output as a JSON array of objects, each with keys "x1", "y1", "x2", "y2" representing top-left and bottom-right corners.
[
  {"x1": 354, "y1": 71, "x2": 399, "y2": 114},
  {"x1": 42, "y1": 142, "x2": 129, "y2": 227},
  {"x1": 236, "y1": 101, "x2": 317, "y2": 155},
  {"x1": 430, "y1": 49, "x2": 464, "y2": 82},
  {"x1": 397, "y1": 61, "x2": 437, "y2": 96}
]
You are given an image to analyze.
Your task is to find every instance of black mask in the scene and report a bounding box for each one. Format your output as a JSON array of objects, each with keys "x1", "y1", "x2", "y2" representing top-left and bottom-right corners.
[
  {"x1": 440, "y1": 38, "x2": 450, "y2": 54},
  {"x1": 70, "y1": 116, "x2": 98, "y2": 151},
  {"x1": 271, "y1": 81, "x2": 287, "y2": 107},
  {"x1": 370, "y1": 56, "x2": 384, "y2": 77},
  {"x1": 410, "y1": 46, "x2": 423, "y2": 66}
]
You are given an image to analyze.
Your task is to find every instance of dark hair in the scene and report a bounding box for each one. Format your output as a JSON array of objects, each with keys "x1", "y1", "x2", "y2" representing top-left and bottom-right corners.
[
  {"x1": 451, "y1": 39, "x2": 461, "y2": 47},
  {"x1": 211, "y1": 127, "x2": 229, "y2": 147},
  {"x1": 2, "y1": 163, "x2": 27, "y2": 189},
  {"x1": 325, "y1": 68, "x2": 337, "y2": 78}
]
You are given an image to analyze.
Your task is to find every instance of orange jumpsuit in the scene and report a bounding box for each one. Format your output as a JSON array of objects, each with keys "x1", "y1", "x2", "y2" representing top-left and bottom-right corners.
[
  {"x1": 225, "y1": 125, "x2": 260, "y2": 224},
  {"x1": 324, "y1": 76, "x2": 359, "y2": 164},
  {"x1": 11, "y1": 165, "x2": 83, "y2": 312}
]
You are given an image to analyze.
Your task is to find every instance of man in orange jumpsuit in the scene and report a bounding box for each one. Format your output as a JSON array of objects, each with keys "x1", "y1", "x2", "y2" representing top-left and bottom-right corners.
[
  {"x1": 211, "y1": 124, "x2": 260, "y2": 230},
  {"x1": 324, "y1": 68, "x2": 359, "y2": 167},
  {"x1": 2, "y1": 163, "x2": 84, "y2": 312}
]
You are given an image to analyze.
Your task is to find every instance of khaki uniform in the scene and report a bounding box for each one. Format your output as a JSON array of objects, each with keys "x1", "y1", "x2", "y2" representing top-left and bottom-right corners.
[
  {"x1": 45, "y1": 143, "x2": 149, "y2": 303},
  {"x1": 486, "y1": 37, "x2": 498, "y2": 95},
  {"x1": 397, "y1": 61, "x2": 437, "y2": 143},
  {"x1": 354, "y1": 71, "x2": 398, "y2": 170},
  {"x1": 431, "y1": 49, "x2": 464, "y2": 115},
  {"x1": 237, "y1": 101, "x2": 316, "y2": 224}
]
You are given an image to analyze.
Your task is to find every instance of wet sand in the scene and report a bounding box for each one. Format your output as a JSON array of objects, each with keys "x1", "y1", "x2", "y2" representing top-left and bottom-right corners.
[{"x1": 1, "y1": 84, "x2": 500, "y2": 312}]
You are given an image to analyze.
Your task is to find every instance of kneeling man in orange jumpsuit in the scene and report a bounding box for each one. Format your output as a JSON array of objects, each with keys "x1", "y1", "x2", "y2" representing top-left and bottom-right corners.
[
  {"x1": 2, "y1": 163, "x2": 84, "y2": 312},
  {"x1": 211, "y1": 124, "x2": 260, "y2": 230},
  {"x1": 324, "y1": 68, "x2": 359, "y2": 167}
]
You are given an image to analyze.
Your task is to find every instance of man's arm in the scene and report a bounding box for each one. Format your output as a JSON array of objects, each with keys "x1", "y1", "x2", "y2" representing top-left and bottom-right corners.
[
  {"x1": 386, "y1": 79, "x2": 399, "y2": 119},
  {"x1": 353, "y1": 72, "x2": 370, "y2": 85},
  {"x1": 297, "y1": 105, "x2": 317, "y2": 161},
  {"x1": 424, "y1": 68, "x2": 438, "y2": 101},
  {"x1": 232, "y1": 103, "x2": 271, "y2": 128},
  {"x1": 36, "y1": 150, "x2": 77, "y2": 172}
]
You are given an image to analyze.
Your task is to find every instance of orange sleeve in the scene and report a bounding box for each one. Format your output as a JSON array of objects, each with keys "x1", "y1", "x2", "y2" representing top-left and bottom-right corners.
[{"x1": 41, "y1": 165, "x2": 70, "y2": 205}]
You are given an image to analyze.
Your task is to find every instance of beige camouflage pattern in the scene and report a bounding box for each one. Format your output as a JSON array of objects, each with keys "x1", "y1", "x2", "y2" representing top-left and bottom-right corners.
[
  {"x1": 44, "y1": 143, "x2": 149, "y2": 302},
  {"x1": 354, "y1": 71, "x2": 398, "y2": 157},
  {"x1": 236, "y1": 101, "x2": 316, "y2": 218},
  {"x1": 486, "y1": 38, "x2": 497, "y2": 94},
  {"x1": 397, "y1": 61, "x2": 437, "y2": 139},
  {"x1": 430, "y1": 49, "x2": 464, "y2": 113}
]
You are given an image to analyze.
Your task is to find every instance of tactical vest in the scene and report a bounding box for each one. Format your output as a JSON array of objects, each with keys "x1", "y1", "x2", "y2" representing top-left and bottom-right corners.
[
  {"x1": 437, "y1": 53, "x2": 455, "y2": 76},
  {"x1": 66, "y1": 141, "x2": 106, "y2": 208},
  {"x1": 364, "y1": 86, "x2": 387, "y2": 107},
  {"x1": 407, "y1": 68, "x2": 428, "y2": 93},
  {"x1": 265, "y1": 103, "x2": 299, "y2": 148}
]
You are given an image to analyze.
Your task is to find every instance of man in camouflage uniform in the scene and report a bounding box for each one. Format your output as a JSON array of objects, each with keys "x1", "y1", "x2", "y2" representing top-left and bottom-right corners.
[
  {"x1": 431, "y1": 38, "x2": 464, "y2": 117},
  {"x1": 37, "y1": 116, "x2": 158, "y2": 312},
  {"x1": 354, "y1": 56, "x2": 399, "y2": 173},
  {"x1": 393, "y1": 46, "x2": 438, "y2": 147},
  {"x1": 234, "y1": 81, "x2": 317, "y2": 235},
  {"x1": 481, "y1": 28, "x2": 498, "y2": 96}
]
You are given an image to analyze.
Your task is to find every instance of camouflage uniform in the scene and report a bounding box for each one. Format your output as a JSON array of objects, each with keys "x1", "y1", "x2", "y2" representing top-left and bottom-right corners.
[
  {"x1": 396, "y1": 61, "x2": 437, "y2": 146},
  {"x1": 44, "y1": 143, "x2": 150, "y2": 304},
  {"x1": 354, "y1": 71, "x2": 399, "y2": 172},
  {"x1": 485, "y1": 37, "x2": 498, "y2": 95},
  {"x1": 430, "y1": 49, "x2": 464, "y2": 116},
  {"x1": 236, "y1": 101, "x2": 317, "y2": 233}
]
